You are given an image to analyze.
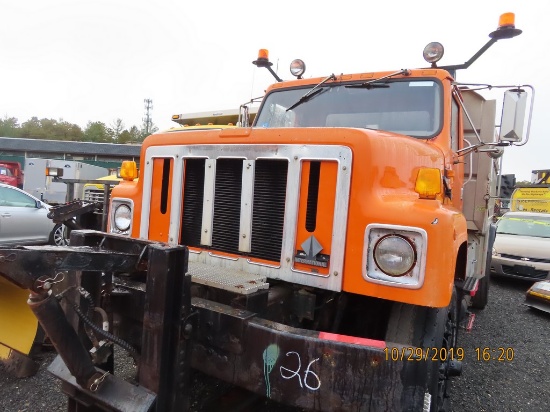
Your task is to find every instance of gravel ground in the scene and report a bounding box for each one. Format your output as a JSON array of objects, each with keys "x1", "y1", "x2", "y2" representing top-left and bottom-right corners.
[{"x1": 1, "y1": 276, "x2": 548, "y2": 412}]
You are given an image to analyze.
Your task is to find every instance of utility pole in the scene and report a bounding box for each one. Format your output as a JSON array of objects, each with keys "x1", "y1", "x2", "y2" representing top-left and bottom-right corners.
[{"x1": 143, "y1": 98, "x2": 153, "y2": 135}]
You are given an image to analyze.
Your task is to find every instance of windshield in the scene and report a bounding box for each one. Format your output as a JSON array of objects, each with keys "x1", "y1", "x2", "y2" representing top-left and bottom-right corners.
[
  {"x1": 497, "y1": 214, "x2": 550, "y2": 238},
  {"x1": 254, "y1": 79, "x2": 442, "y2": 138}
]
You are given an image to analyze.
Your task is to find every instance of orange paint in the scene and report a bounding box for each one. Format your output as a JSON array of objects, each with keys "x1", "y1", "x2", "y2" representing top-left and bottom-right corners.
[{"x1": 148, "y1": 158, "x2": 173, "y2": 242}]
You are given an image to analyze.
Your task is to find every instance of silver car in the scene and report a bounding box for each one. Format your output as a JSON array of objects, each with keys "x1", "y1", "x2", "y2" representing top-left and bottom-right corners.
[
  {"x1": 491, "y1": 211, "x2": 550, "y2": 281},
  {"x1": 0, "y1": 183, "x2": 68, "y2": 247}
]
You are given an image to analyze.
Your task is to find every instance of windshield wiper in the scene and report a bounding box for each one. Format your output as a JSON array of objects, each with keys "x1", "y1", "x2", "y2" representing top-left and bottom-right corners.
[
  {"x1": 286, "y1": 73, "x2": 336, "y2": 112},
  {"x1": 345, "y1": 69, "x2": 411, "y2": 89}
]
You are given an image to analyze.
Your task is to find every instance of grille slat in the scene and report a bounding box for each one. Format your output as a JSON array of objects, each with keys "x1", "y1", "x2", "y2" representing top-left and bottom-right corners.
[
  {"x1": 250, "y1": 160, "x2": 288, "y2": 262},
  {"x1": 181, "y1": 158, "x2": 206, "y2": 247},
  {"x1": 84, "y1": 189, "x2": 104, "y2": 203},
  {"x1": 211, "y1": 159, "x2": 243, "y2": 253}
]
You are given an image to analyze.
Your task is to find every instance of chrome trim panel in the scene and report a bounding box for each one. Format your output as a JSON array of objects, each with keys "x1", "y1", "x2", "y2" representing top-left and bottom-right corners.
[
  {"x1": 246, "y1": 258, "x2": 281, "y2": 269},
  {"x1": 141, "y1": 144, "x2": 352, "y2": 292},
  {"x1": 208, "y1": 252, "x2": 239, "y2": 261},
  {"x1": 201, "y1": 159, "x2": 216, "y2": 246},
  {"x1": 239, "y1": 160, "x2": 255, "y2": 252}
]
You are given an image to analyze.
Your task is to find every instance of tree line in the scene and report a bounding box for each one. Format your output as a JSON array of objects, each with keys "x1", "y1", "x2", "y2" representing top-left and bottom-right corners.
[{"x1": 0, "y1": 116, "x2": 158, "y2": 144}]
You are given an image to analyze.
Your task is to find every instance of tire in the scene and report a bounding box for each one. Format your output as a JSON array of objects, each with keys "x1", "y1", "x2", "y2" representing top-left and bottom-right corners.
[
  {"x1": 385, "y1": 290, "x2": 458, "y2": 412},
  {"x1": 49, "y1": 224, "x2": 69, "y2": 246},
  {"x1": 472, "y1": 223, "x2": 496, "y2": 309},
  {"x1": 471, "y1": 272, "x2": 489, "y2": 309}
]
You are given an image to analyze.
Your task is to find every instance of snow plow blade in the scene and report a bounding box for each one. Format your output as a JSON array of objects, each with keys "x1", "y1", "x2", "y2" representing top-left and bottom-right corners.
[{"x1": 0, "y1": 276, "x2": 41, "y2": 377}]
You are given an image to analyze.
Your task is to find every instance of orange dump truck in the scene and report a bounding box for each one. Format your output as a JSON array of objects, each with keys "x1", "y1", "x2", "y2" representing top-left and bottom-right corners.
[{"x1": 0, "y1": 13, "x2": 534, "y2": 412}]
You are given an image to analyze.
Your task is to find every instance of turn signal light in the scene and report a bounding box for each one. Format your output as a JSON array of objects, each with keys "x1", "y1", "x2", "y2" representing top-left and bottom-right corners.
[
  {"x1": 120, "y1": 161, "x2": 138, "y2": 181},
  {"x1": 415, "y1": 168, "x2": 441, "y2": 199}
]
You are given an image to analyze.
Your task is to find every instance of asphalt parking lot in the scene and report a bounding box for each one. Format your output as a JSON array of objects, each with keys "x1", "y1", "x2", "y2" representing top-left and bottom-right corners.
[
  {"x1": 449, "y1": 276, "x2": 550, "y2": 412},
  {"x1": 1, "y1": 276, "x2": 548, "y2": 412}
]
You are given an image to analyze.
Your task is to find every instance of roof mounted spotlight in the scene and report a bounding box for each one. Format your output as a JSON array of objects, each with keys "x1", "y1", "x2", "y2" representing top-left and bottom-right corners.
[
  {"x1": 423, "y1": 42, "x2": 444, "y2": 67},
  {"x1": 252, "y1": 49, "x2": 282, "y2": 82},
  {"x1": 437, "y1": 12, "x2": 522, "y2": 78},
  {"x1": 290, "y1": 59, "x2": 306, "y2": 79}
]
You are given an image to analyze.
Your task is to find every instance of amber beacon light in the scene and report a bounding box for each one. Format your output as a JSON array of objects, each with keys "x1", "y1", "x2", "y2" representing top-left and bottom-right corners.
[{"x1": 490, "y1": 12, "x2": 522, "y2": 39}]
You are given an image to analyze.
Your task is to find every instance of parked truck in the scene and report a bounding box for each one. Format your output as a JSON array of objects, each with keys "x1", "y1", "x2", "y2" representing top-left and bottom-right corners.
[
  {"x1": 0, "y1": 13, "x2": 534, "y2": 412},
  {"x1": 23, "y1": 158, "x2": 109, "y2": 205},
  {"x1": 0, "y1": 160, "x2": 24, "y2": 189}
]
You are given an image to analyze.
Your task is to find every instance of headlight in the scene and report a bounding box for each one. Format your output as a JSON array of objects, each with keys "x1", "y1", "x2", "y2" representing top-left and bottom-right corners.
[
  {"x1": 114, "y1": 204, "x2": 131, "y2": 232},
  {"x1": 363, "y1": 224, "x2": 427, "y2": 289},
  {"x1": 374, "y1": 235, "x2": 416, "y2": 276}
]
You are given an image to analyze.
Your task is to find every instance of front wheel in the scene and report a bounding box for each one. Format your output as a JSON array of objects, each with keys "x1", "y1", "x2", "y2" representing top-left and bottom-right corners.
[
  {"x1": 49, "y1": 224, "x2": 69, "y2": 246},
  {"x1": 385, "y1": 290, "x2": 458, "y2": 412}
]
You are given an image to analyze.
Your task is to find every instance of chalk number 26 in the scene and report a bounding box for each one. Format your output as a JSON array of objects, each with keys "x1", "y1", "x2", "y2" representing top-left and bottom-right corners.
[{"x1": 279, "y1": 351, "x2": 321, "y2": 391}]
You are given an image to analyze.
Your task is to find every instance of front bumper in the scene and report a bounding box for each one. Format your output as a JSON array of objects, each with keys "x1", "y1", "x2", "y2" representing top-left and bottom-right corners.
[
  {"x1": 190, "y1": 298, "x2": 412, "y2": 411},
  {"x1": 491, "y1": 256, "x2": 550, "y2": 281}
]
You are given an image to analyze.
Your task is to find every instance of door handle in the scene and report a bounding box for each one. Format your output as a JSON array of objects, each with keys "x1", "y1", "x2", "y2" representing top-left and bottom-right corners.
[{"x1": 0, "y1": 213, "x2": 11, "y2": 217}]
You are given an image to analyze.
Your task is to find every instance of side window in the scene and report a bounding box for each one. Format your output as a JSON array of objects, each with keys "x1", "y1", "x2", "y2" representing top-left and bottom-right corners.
[
  {"x1": 451, "y1": 98, "x2": 459, "y2": 152},
  {"x1": 0, "y1": 187, "x2": 36, "y2": 207}
]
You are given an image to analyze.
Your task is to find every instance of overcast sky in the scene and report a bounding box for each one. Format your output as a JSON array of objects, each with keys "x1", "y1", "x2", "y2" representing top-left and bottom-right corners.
[{"x1": 1, "y1": 0, "x2": 548, "y2": 181}]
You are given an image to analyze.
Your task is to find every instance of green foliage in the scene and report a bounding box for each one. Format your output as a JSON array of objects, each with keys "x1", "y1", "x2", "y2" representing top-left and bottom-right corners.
[
  {"x1": 1, "y1": 115, "x2": 153, "y2": 144},
  {"x1": 84, "y1": 121, "x2": 110, "y2": 143},
  {"x1": 0, "y1": 117, "x2": 21, "y2": 137},
  {"x1": 18, "y1": 117, "x2": 84, "y2": 141}
]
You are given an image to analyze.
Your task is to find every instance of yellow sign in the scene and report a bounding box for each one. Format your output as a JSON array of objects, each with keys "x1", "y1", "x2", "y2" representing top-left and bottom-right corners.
[{"x1": 511, "y1": 187, "x2": 550, "y2": 213}]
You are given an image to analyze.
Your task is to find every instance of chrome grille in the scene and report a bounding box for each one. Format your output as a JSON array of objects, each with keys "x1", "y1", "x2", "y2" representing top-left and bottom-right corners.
[
  {"x1": 84, "y1": 188, "x2": 104, "y2": 203},
  {"x1": 181, "y1": 158, "x2": 288, "y2": 263},
  {"x1": 140, "y1": 143, "x2": 352, "y2": 292}
]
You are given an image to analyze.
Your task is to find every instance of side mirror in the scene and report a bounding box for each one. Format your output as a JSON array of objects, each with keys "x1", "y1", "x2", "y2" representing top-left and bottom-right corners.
[
  {"x1": 35, "y1": 200, "x2": 43, "y2": 209},
  {"x1": 499, "y1": 88, "x2": 527, "y2": 143}
]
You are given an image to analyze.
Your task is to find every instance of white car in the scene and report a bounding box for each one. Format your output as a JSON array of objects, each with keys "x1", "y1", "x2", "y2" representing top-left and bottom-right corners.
[
  {"x1": 0, "y1": 183, "x2": 68, "y2": 247},
  {"x1": 491, "y1": 211, "x2": 550, "y2": 281}
]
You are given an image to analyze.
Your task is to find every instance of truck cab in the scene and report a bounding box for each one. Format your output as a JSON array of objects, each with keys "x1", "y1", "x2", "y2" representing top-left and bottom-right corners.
[{"x1": 0, "y1": 161, "x2": 23, "y2": 189}]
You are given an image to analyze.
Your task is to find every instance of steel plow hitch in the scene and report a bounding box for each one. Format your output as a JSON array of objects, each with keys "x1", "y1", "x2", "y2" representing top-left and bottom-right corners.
[{"x1": 0, "y1": 245, "x2": 141, "y2": 291}]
